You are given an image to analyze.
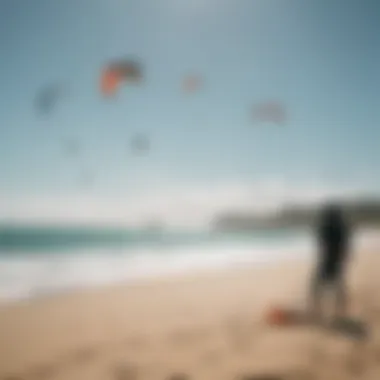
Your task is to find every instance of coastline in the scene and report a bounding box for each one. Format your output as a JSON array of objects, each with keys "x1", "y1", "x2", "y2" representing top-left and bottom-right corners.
[
  {"x1": 0, "y1": 227, "x2": 379, "y2": 305},
  {"x1": 1, "y1": 245, "x2": 380, "y2": 379}
]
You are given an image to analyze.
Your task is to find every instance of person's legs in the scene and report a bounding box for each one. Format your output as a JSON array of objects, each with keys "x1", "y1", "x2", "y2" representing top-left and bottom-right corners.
[
  {"x1": 309, "y1": 267, "x2": 325, "y2": 319},
  {"x1": 334, "y1": 273, "x2": 348, "y2": 318}
]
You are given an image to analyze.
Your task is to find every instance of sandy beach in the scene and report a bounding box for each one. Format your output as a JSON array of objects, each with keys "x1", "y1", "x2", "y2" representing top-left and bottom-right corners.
[{"x1": 1, "y1": 248, "x2": 380, "y2": 380}]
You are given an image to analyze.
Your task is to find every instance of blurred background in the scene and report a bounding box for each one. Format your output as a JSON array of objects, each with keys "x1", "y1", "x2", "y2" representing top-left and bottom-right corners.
[{"x1": 0, "y1": 0, "x2": 379, "y2": 302}]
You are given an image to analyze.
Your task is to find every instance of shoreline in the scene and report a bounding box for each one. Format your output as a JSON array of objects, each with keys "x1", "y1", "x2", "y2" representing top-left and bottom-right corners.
[
  {"x1": 1, "y1": 247, "x2": 380, "y2": 378},
  {"x1": 0, "y1": 255, "x2": 310, "y2": 309},
  {"x1": 1, "y1": 228, "x2": 379, "y2": 306}
]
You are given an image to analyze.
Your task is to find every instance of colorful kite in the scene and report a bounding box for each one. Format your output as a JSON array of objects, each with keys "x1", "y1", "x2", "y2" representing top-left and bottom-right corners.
[{"x1": 100, "y1": 59, "x2": 143, "y2": 96}]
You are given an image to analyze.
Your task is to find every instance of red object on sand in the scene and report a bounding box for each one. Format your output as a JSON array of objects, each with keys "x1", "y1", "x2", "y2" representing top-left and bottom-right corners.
[{"x1": 265, "y1": 307, "x2": 296, "y2": 326}]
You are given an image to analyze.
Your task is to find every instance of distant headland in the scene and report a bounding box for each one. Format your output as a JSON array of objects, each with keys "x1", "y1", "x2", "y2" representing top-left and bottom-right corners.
[{"x1": 212, "y1": 198, "x2": 380, "y2": 232}]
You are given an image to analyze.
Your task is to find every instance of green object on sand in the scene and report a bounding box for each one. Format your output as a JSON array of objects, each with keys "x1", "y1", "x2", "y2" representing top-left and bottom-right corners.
[{"x1": 329, "y1": 317, "x2": 368, "y2": 340}]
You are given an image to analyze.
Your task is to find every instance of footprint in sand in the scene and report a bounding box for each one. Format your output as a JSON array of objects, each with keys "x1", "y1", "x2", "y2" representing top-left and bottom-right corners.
[
  {"x1": 286, "y1": 369, "x2": 316, "y2": 380},
  {"x1": 70, "y1": 346, "x2": 100, "y2": 365},
  {"x1": 246, "y1": 373, "x2": 317, "y2": 380},
  {"x1": 237, "y1": 375, "x2": 285, "y2": 380},
  {"x1": 113, "y1": 363, "x2": 139, "y2": 380},
  {"x1": 166, "y1": 373, "x2": 189, "y2": 380},
  {"x1": 238, "y1": 372, "x2": 316, "y2": 380},
  {"x1": 28, "y1": 362, "x2": 60, "y2": 380}
]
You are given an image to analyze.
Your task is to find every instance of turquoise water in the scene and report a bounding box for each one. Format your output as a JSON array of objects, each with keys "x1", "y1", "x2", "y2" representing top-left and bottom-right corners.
[
  {"x1": 0, "y1": 225, "x2": 307, "y2": 252},
  {"x1": 0, "y1": 225, "x2": 312, "y2": 302}
]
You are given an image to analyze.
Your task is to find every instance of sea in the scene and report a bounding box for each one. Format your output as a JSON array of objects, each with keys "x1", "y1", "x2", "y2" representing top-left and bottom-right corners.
[{"x1": 0, "y1": 225, "x2": 379, "y2": 303}]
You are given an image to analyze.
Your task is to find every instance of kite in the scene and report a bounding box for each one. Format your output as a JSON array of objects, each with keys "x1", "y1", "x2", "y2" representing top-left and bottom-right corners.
[
  {"x1": 130, "y1": 133, "x2": 150, "y2": 154},
  {"x1": 35, "y1": 84, "x2": 64, "y2": 115},
  {"x1": 252, "y1": 101, "x2": 287, "y2": 125},
  {"x1": 182, "y1": 74, "x2": 202, "y2": 94},
  {"x1": 100, "y1": 59, "x2": 143, "y2": 96}
]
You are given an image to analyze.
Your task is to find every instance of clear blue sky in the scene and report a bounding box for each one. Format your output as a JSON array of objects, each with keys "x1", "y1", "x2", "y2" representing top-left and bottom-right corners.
[{"x1": 1, "y1": 0, "x2": 379, "y2": 199}]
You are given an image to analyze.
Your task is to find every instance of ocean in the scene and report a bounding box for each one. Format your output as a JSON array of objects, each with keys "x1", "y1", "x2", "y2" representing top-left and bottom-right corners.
[{"x1": 0, "y1": 226, "x2": 378, "y2": 303}]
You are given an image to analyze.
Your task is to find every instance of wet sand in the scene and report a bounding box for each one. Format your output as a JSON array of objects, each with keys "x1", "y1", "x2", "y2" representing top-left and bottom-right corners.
[{"x1": 1, "y1": 249, "x2": 380, "y2": 380}]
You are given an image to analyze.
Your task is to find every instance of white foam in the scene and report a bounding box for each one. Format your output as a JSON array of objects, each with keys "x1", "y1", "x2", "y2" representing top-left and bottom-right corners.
[{"x1": 0, "y1": 229, "x2": 378, "y2": 303}]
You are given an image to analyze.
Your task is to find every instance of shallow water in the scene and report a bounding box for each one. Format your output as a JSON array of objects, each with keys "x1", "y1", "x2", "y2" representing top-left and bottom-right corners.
[{"x1": 0, "y1": 226, "x2": 378, "y2": 302}]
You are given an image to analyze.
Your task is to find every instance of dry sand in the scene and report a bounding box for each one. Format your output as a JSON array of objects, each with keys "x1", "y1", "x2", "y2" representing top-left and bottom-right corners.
[{"x1": 1, "y1": 249, "x2": 380, "y2": 380}]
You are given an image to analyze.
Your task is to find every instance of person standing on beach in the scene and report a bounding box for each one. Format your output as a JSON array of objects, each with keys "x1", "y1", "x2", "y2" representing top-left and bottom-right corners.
[{"x1": 310, "y1": 203, "x2": 352, "y2": 319}]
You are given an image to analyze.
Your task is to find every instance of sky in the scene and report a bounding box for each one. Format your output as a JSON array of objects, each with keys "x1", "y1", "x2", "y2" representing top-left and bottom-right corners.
[{"x1": 0, "y1": 0, "x2": 379, "y2": 225}]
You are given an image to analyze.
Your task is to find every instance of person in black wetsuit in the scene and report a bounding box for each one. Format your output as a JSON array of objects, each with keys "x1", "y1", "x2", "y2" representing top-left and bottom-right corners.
[{"x1": 310, "y1": 203, "x2": 352, "y2": 318}]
